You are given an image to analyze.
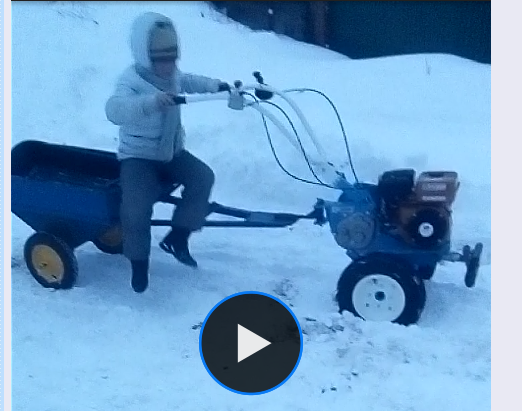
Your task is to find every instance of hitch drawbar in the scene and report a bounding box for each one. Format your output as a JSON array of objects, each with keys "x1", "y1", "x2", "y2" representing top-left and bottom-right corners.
[
  {"x1": 442, "y1": 242, "x2": 484, "y2": 288},
  {"x1": 152, "y1": 196, "x2": 327, "y2": 228}
]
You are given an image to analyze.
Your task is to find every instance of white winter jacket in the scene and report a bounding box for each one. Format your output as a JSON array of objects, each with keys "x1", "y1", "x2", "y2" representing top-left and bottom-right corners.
[{"x1": 105, "y1": 12, "x2": 222, "y2": 162}]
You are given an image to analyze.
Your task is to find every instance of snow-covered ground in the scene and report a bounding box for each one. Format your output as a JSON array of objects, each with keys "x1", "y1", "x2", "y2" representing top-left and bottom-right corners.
[{"x1": 10, "y1": 2, "x2": 491, "y2": 410}]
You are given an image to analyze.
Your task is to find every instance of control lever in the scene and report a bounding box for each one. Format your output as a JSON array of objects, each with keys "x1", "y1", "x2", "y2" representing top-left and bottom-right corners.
[
  {"x1": 253, "y1": 71, "x2": 273, "y2": 100},
  {"x1": 228, "y1": 80, "x2": 244, "y2": 110}
]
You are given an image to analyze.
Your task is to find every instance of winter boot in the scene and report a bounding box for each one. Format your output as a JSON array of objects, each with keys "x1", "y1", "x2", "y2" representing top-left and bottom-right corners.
[
  {"x1": 131, "y1": 259, "x2": 149, "y2": 293},
  {"x1": 159, "y1": 227, "x2": 198, "y2": 268}
]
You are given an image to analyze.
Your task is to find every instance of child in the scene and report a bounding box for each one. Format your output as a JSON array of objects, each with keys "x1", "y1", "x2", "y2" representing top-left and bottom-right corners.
[{"x1": 105, "y1": 11, "x2": 230, "y2": 293}]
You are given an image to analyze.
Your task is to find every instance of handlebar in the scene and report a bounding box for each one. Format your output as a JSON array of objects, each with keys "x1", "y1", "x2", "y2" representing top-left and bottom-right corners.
[
  {"x1": 171, "y1": 72, "x2": 350, "y2": 189},
  {"x1": 172, "y1": 83, "x2": 273, "y2": 105},
  {"x1": 175, "y1": 81, "x2": 329, "y2": 156}
]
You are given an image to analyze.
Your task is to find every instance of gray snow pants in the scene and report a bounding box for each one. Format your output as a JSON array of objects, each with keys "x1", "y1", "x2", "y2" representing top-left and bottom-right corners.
[{"x1": 119, "y1": 150, "x2": 215, "y2": 261}]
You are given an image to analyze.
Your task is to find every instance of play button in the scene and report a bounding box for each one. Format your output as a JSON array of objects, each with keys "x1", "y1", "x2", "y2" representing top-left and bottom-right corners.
[
  {"x1": 238, "y1": 324, "x2": 271, "y2": 362},
  {"x1": 199, "y1": 291, "x2": 303, "y2": 395}
]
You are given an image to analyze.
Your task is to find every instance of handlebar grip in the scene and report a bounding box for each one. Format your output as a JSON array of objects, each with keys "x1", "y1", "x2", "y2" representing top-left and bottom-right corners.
[
  {"x1": 171, "y1": 96, "x2": 187, "y2": 105},
  {"x1": 255, "y1": 88, "x2": 273, "y2": 101}
]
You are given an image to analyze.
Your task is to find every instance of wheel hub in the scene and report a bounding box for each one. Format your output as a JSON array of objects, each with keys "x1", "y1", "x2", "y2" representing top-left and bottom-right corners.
[
  {"x1": 352, "y1": 274, "x2": 406, "y2": 322},
  {"x1": 31, "y1": 245, "x2": 65, "y2": 283},
  {"x1": 374, "y1": 290, "x2": 386, "y2": 301}
]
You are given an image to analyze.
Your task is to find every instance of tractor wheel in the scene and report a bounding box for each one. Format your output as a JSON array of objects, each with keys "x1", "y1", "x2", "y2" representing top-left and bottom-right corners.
[
  {"x1": 92, "y1": 225, "x2": 123, "y2": 255},
  {"x1": 414, "y1": 274, "x2": 427, "y2": 312},
  {"x1": 417, "y1": 264, "x2": 436, "y2": 280},
  {"x1": 24, "y1": 232, "x2": 78, "y2": 289},
  {"x1": 336, "y1": 254, "x2": 426, "y2": 326}
]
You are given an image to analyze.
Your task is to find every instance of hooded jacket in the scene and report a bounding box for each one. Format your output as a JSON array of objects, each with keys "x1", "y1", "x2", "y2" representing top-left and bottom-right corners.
[{"x1": 105, "y1": 12, "x2": 222, "y2": 162}]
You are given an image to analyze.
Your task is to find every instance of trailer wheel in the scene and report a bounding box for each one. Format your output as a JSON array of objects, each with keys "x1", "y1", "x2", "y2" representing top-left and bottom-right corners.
[
  {"x1": 336, "y1": 254, "x2": 426, "y2": 326},
  {"x1": 24, "y1": 232, "x2": 78, "y2": 289},
  {"x1": 93, "y1": 225, "x2": 123, "y2": 255}
]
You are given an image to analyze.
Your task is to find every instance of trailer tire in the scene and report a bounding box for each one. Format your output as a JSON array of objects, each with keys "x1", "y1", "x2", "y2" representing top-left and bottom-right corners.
[
  {"x1": 335, "y1": 254, "x2": 426, "y2": 326},
  {"x1": 93, "y1": 225, "x2": 123, "y2": 255},
  {"x1": 24, "y1": 232, "x2": 78, "y2": 289}
]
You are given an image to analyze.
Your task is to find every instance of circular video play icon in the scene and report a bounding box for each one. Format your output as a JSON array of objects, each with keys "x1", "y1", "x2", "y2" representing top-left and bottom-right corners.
[{"x1": 199, "y1": 291, "x2": 303, "y2": 395}]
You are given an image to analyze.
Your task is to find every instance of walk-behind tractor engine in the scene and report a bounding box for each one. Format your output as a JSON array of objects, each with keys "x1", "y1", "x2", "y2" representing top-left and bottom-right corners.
[
  {"x1": 11, "y1": 71, "x2": 482, "y2": 326},
  {"x1": 328, "y1": 169, "x2": 461, "y2": 271},
  {"x1": 323, "y1": 168, "x2": 481, "y2": 325}
]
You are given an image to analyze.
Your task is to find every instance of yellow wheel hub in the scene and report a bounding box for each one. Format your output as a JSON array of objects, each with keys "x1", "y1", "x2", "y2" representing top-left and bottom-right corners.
[
  {"x1": 31, "y1": 245, "x2": 65, "y2": 283},
  {"x1": 98, "y1": 226, "x2": 123, "y2": 247}
]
